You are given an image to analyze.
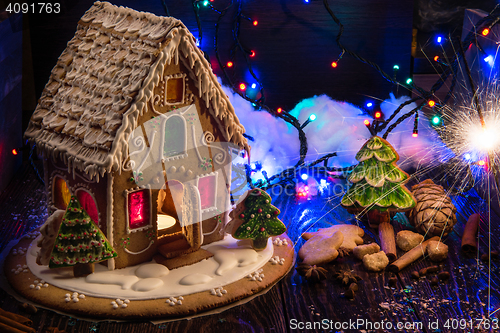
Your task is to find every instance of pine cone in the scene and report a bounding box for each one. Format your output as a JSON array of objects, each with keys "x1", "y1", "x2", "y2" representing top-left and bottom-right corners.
[
  {"x1": 408, "y1": 179, "x2": 457, "y2": 236},
  {"x1": 296, "y1": 263, "x2": 328, "y2": 282}
]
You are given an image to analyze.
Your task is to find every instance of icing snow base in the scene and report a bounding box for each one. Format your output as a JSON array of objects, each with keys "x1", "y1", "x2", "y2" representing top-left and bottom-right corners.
[{"x1": 26, "y1": 235, "x2": 272, "y2": 300}]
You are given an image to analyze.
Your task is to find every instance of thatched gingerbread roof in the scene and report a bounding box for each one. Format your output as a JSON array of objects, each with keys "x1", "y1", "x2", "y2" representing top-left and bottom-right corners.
[{"x1": 25, "y1": 1, "x2": 248, "y2": 179}]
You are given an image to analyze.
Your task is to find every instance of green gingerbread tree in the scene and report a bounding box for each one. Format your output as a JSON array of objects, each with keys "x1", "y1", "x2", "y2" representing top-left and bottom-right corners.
[
  {"x1": 232, "y1": 188, "x2": 286, "y2": 250},
  {"x1": 49, "y1": 196, "x2": 116, "y2": 276},
  {"x1": 341, "y1": 136, "x2": 416, "y2": 226}
]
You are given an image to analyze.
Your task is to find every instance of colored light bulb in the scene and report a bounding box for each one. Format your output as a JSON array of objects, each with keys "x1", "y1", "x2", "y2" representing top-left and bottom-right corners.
[
  {"x1": 277, "y1": 108, "x2": 283, "y2": 113},
  {"x1": 239, "y1": 83, "x2": 246, "y2": 91},
  {"x1": 331, "y1": 61, "x2": 338, "y2": 68},
  {"x1": 428, "y1": 100, "x2": 435, "y2": 107},
  {"x1": 12, "y1": 149, "x2": 18, "y2": 155},
  {"x1": 301, "y1": 174, "x2": 308, "y2": 180},
  {"x1": 431, "y1": 115, "x2": 441, "y2": 125},
  {"x1": 393, "y1": 65, "x2": 399, "y2": 70},
  {"x1": 412, "y1": 132, "x2": 418, "y2": 138},
  {"x1": 253, "y1": 20, "x2": 258, "y2": 26},
  {"x1": 250, "y1": 50, "x2": 255, "y2": 57},
  {"x1": 227, "y1": 61, "x2": 233, "y2": 68},
  {"x1": 484, "y1": 55, "x2": 494, "y2": 66},
  {"x1": 364, "y1": 119, "x2": 370, "y2": 126},
  {"x1": 251, "y1": 83, "x2": 257, "y2": 89},
  {"x1": 482, "y1": 28, "x2": 490, "y2": 36},
  {"x1": 309, "y1": 114, "x2": 317, "y2": 121},
  {"x1": 406, "y1": 78, "x2": 413, "y2": 85},
  {"x1": 434, "y1": 55, "x2": 439, "y2": 61},
  {"x1": 374, "y1": 111, "x2": 382, "y2": 119},
  {"x1": 366, "y1": 102, "x2": 373, "y2": 108},
  {"x1": 436, "y1": 35, "x2": 443, "y2": 44}
]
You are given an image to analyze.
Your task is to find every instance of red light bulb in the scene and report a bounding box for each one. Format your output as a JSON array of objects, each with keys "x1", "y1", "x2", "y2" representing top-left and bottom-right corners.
[
  {"x1": 374, "y1": 111, "x2": 382, "y2": 119},
  {"x1": 482, "y1": 28, "x2": 490, "y2": 36},
  {"x1": 12, "y1": 149, "x2": 18, "y2": 155},
  {"x1": 412, "y1": 132, "x2": 418, "y2": 138},
  {"x1": 363, "y1": 119, "x2": 370, "y2": 126},
  {"x1": 277, "y1": 108, "x2": 283, "y2": 113},
  {"x1": 227, "y1": 61, "x2": 233, "y2": 68},
  {"x1": 428, "y1": 100, "x2": 435, "y2": 107},
  {"x1": 434, "y1": 55, "x2": 439, "y2": 62},
  {"x1": 253, "y1": 20, "x2": 258, "y2": 26},
  {"x1": 331, "y1": 61, "x2": 338, "y2": 68},
  {"x1": 250, "y1": 50, "x2": 256, "y2": 57},
  {"x1": 239, "y1": 83, "x2": 246, "y2": 91}
]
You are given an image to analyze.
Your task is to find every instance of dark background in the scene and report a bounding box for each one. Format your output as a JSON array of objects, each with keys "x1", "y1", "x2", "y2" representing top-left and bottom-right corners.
[{"x1": 0, "y1": 0, "x2": 498, "y2": 193}]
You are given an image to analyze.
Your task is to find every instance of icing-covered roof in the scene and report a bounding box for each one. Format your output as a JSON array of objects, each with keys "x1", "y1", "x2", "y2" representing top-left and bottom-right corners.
[{"x1": 25, "y1": 1, "x2": 249, "y2": 178}]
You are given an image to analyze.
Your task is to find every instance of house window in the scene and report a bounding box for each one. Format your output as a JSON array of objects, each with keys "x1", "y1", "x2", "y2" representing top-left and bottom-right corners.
[
  {"x1": 128, "y1": 189, "x2": 151, "y2": 231},
  {"x1": 165, "y1": 75, "x2": 185, "y2": 104},
  {"x1": 197, "y1": 173, "x2": 217, "y2": 211},
  {"x1": 53, "y1": 176, "x2": 71, "y2": 210},
  {"x1": 76, "y1": 189, "x2": 99, "y2": 225},
  {"x1": 163, "y1": 115, "x2": 186, "y2": 159}
]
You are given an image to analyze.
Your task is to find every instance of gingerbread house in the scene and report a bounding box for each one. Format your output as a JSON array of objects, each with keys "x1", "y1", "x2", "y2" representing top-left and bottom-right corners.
[{"x1": 25, "y1": 1, "x2": 249, "y2": 270}]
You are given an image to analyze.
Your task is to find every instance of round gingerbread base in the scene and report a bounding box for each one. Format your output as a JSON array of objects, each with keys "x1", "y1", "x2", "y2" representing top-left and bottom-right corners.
[{"x1": 3, "y1": 234, "x2": 294, "y2": 320}]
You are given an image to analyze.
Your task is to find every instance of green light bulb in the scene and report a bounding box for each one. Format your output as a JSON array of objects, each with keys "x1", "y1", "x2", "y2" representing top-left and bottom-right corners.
[
  {"x1": 431, "y1": 115, "x2": 441, "y2": 125},
  {"x1": 406, "y1": 78, "x2": 413, "y2": 85},
  {"x1": 393, "y1": 65, "x2": 400, "y2": 70}
]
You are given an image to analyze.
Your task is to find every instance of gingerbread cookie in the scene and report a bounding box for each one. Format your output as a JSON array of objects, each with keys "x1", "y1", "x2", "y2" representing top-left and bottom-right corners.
[
  {"x1": 231, "y1": 189, "x2": 286, "y2": 250},
  {"x1": 302, "y1": 224, "x2": 364, "y2": 250},
  {"x1": 299, "y1": 231, "x2": 344, "y2": 265},
  {"x1": 353, "y1": 243, "x2": 380, "y2": 260}
]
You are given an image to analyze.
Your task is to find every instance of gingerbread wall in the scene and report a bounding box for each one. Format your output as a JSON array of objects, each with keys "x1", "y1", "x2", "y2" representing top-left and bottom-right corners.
[{"x1": 108, "y1": 60, "x2": 232, "y2": 269}]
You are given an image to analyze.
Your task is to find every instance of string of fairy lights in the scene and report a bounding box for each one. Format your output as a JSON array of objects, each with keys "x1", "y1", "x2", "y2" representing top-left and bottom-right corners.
[
  {"x1": 177, "y1": 0, "x2": 500, "y2": 194},
  {"x1": 22, "y1": 1, "x2": 500, "y2": 195}
]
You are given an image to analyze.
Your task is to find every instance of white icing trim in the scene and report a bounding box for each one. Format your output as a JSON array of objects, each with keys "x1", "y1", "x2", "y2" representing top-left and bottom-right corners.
[
  {"x1": 181, "y1": 183, "x2": 203, "y2": 244},
  {"x1": 53, "y1": 163, "x2": 97, "y2": 183},
  {"x1": 123, "y1": 186, "x2": 153, "y2": 235},
  {"x1": 143, "y1": 107, "x2": 189, "y2": 163},
  {"x1": 123, "y1": 241, "x2": 154, "y2": 255},
  {"x1": 201, "y1": 131, "x2": 228, "y2": 165},
  {"x1": 25, "y1": 235, "x2": 274, "y2": 300},
  {"x1": 164, "y1": 73, "x2": 186, "y2": 105},
  {"x1": 107, "y1": 174, "x2": 115, "y2": 270},
  {"x1": 195, "y1": 172, "x2": 218, "y2": 213},
  {"x1": 25, "y1": 5, "x2": 248, "y2": 180}
]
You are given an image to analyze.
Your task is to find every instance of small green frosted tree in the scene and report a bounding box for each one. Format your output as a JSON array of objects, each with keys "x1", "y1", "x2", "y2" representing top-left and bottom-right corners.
[
  {"x1": 50, "y1": 196, "x2": 116, "y2": 276},
  {"x1": 233, "y1": 188, "x2": 286, "y2": 250},
  {"x1": 341, "y1": 136, "x2": 415, "y2": 226}
]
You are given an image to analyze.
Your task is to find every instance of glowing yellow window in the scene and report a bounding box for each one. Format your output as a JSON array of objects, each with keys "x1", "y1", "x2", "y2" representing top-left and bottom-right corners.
[{"x1": 53, "y1": 177, "x2": 71, "y2": 209}]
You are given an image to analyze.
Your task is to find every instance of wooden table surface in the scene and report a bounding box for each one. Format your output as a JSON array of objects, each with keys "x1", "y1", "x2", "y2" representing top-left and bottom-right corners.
[{"x1": 0, "y1": 163, "x2": 499, "y2": 333}]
